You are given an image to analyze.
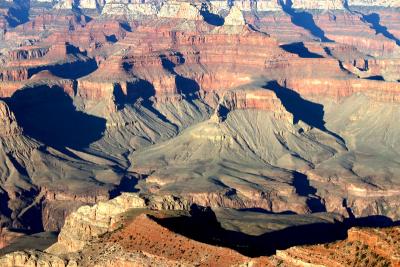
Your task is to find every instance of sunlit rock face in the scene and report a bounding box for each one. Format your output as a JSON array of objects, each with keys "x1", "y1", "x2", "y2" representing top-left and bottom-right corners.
[
  {"x1": 0, "y1": 0, "x2": 399, "y2": 264},
  {"x1": 0, "y1": 101, "x2": 21, "y2": 137}
]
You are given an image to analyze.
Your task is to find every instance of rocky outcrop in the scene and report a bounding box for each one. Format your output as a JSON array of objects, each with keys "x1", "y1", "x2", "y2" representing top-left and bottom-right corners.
[
  {"x1": 0, "y1": 250, "x2": 71, "y2": 267},
  {"x1": 274, "y1": 226, "x2": 400, "y2": 266},
  {"x1": 0, "y1": 101, "x2": 22, "y2": 137},
  {"x1": 84, "y1": 212, "x2": 271, "y2": 266},
  {"x1": 283, "y1": 78, "x2": 400, "y2": 103},
  {"x1": 48, "y1": 193, "x2": 191, "y2": 253},
  {"x1": 348, "y1": 227, "x2": 400, "y2": 265},
  {"x1": 223, "y1": 6, "x2": 246, "y2": 26},
  {"x1": 7, "y1": 46, "x2": 50, "y2": 61},
  {"x1": 212, "y1": 88, "x2": 293, "y2": 122},
  {"x1": 0, "y1": 193, "x2": 397, "y2": 267},
  {"x1": 276, "y1": 0, "x2": 400, "y2": 9},
  {"x1": 55, "y1": 0, "x2": 102, "y2": 9},
  {"x1": 101, "y1": 0, "x2": 159, "y2": 18},
  {"x1": 30, "y1": 0, "x2": 400, "y2": 15},
  {"x1": 209, "y1": 0, "x2": 281, "y2": 12},
  {"x1": 0, "y1": 228, "x2": 25, "y2": 249},
  {"x1": 0, "y1": 68, "x2": 29, "y2": 82},
  {"x1": 157, "y1": 1, "x2": 202, "y2": 20}
]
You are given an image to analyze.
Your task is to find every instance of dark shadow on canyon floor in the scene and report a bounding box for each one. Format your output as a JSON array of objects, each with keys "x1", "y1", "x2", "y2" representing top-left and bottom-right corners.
[
  {"x1": 292, "y1": 172, "x2": 326, "y2": 212},
  {"x1": 29, "y1": 58, "x2": 98, "y2": 80},
  {"x1": 279, "y1": 0, "x2": 333, "y2": 42},
  {"x1": 29, "y1": 45, "x2": 97, "y2": 80},
  {"x1": 0, "y1": 232, "x2": 58, "y2": 257},
  {"x1": 365, "y1": 75, "x2": 384, "y2": 81},
  {"x1": 265, "y1": 81, "x2": 326, "y2": 129},
  {"x1": 361, "y1": 13, "x2": 400, "y2": 46},
  {"x1": 155, "y1": 207, "x2": 400, "y2": 257},
  {"x1": 280, "y1": 42, "x2": 324, "y2": 58},
  {"x1": 160, "y1": 54, "x2": 200, "y2": 99},
  {"x1": 7, "y1": 85, "x2": 106, "y2": 150},
  {"x1": 265, "y1": 81, "x2": 346, "y2": 144},
  {"x1": 6, "y1": 0, "x2": 30, "y2": 27},
  {"x1": 200, "y1": 4, "x2": 224, "y2": 26},
  {"x1": 343, "y1": 1, "x2": 400, "y2": 46},
  {"x1": 115, "y1": 173, "x2": 140, "y2": 194},
  {"x1": 114, "y1": 79, "x2": 156, "y2": 105},
  {"x1": 113, "y1": 78, "x2": 177, "y2": 127},
  {"x1": 239, "y1": 208, "x2": 296, "y2": 215}
]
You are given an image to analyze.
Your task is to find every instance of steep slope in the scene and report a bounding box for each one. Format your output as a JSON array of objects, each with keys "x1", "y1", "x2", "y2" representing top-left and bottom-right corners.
[
  {"x1": 0, "y1": 193, "x2": 397, "y2": 267},
  {"x1": 129, "y1": 87, "x2": 346, "y2": 214},
  {"x1": 0, "y1": 0, "x2": 399, "y2": 242},
  {"x1": 0, "y1": 99, "x2": 123, "y2": 232},
  {"x1": 273, "y1": 226, "x2": 400, "y2": 266}
]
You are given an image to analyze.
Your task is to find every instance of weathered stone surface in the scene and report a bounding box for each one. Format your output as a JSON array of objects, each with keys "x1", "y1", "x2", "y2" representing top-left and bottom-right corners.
[
  {"x1": 158, "y1": 1, "x2": 202, "y2": 20},
  {"x1": 274, "y1": 227, "x2": 400, "y2": 266},
  {"x1": 224, "y1": 6, "x2": 246, "y2": 26},
  {"x1": 48, "y1": 193, "x2": 191, "y2": 253},
  {"x1": 0, "y1": 1, "x2": 400, "y2": 259},
  {"x1": 0, "y1": 101, "x2": 22, "y2": 137}
]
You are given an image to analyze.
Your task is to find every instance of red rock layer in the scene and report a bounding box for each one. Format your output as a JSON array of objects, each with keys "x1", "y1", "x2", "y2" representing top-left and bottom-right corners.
[
  {"x1": 0, "y1": 229, "x2": 25, "y2": 249},
  {"x1": 103, "y1": 212, "x2": 272, "y2": 266},
  {"x1": 0, "y1": 68, "x2": 29, "y2": 82},
  {"x1": 315, "y1": 11, "x2": 398, "y2": 57},
  {"x1": 7, "y1": 46, "x2": 50, "y2": 61},
  {"x1": 283, "y1": 78, "x2": 400, "y2": 102},
  {"x1": 250, "y1": 12, "x2": 312, "y2": 42},
  {"x1": 371, "y1": 9, "x2": 400, "y2": 41},
  {"x1": 41, "y1": 186, "x2": 112, "y2": 232},
  {"x1": 221, "y1": 89, "x2": 283, "y2": 111},
  {"x1": 274, "y1": 226, "x2": 400, "y2": 267}
]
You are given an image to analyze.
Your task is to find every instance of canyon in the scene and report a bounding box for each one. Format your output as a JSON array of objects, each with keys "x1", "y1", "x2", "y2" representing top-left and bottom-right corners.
[
  {"x1": 0, "y1": 0, "x2": 399, "y2": 265},
  {"x1": 1, "y1": 193, "x2": 399, "y2": 266}
]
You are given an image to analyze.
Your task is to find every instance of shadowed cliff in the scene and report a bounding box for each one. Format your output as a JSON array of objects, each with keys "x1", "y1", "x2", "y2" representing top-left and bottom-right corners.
[
  {"x1": 278, "y1": 0, "x2": 333, "y2": 42},
  {"x1": 156, "y1": 207, "x2": 400, "y2": 257},
  {"x1": 7, "y1": 85, "x2": 106, "y2": 150}
]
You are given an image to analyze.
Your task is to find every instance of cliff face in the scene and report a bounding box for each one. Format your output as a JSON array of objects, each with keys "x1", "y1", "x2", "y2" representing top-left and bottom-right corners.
[
  {"x1": 0, "y1": 0, "x2": 399, "y2": 255},
  {"x1": 47, "y1": 0, "x2": 400, "y2": 11},
  {"x1": 0, "y1": 101, "x2": 22, "y2": 137},
  {"x1": 47, "y1": 193, "x2": 192, "y2": 253},
  {"x1": 0, "y1": 229, "x2": 25, "y2": 249},
  {"x1": 274, "y1": 227, "x2": 400, "y2": 266},
  {"x1": 0, "y1": 194, "x2": 398, "y2": 267}
]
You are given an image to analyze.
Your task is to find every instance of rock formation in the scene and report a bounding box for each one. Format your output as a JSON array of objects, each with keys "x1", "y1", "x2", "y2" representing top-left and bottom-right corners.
[
  {"x1": 224, "y1": 6, "x2": 246, "y2": 26},
  {"x1": 0, "y1": 194, "x2": 398, "y2": 266},
  {"x1": 48, "y1": 193, "x2": 193, "y2": 253},
  {"x1": 0, "y1": 228, "x2": 25, "y2": 249},
  {"x1": 0, "y1": 0, "x2": 399, "y2": 264},
  {"x1": 273, "y1": 226, "x2": 400, "y2": 266},
  {"x1": 0, "y1": 101, "x2": 22, "y2": 137},
  {"x1": 158, "y1": 1, "x2": 202, "y2": 20}
]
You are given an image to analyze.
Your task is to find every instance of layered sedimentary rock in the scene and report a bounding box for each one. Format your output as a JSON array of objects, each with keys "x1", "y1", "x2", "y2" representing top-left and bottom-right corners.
[
  {"x1": 0, "y1": 100, "x2": 120, "y2": 232},
  {"x1": 158, "y1": 1, "x2": 202, "y2": 20},
  {"x1": 290, "y1": 0, "x2": 344, "y2": 10},
  {"x1": 0, "y1": 101, "x2": 21, "y2": 136},
  {"x1": 223, "y1": 6, "x2": 246, "y2": 26},
  {"x1": 209, "y1": 0, "x2": 281, "y2": 12},
  {"x1": 48, "y1": 193, "x2": 192, "y2": 253},
  {"x1": 0, "y1": 228, "x2": 25, "y2": 249},
  {"x1": 348, "y1": 0, "x2": 400, "y2": 7},
  {"x1": 0, "y1": 194, "x2": 397, "y2": 267},
  {"x1": 274, "y1": 227, "x2": 400, "y2": 266},
  {"x1": 0, "y1": 0, "x2": 399, "y2": 260}
]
